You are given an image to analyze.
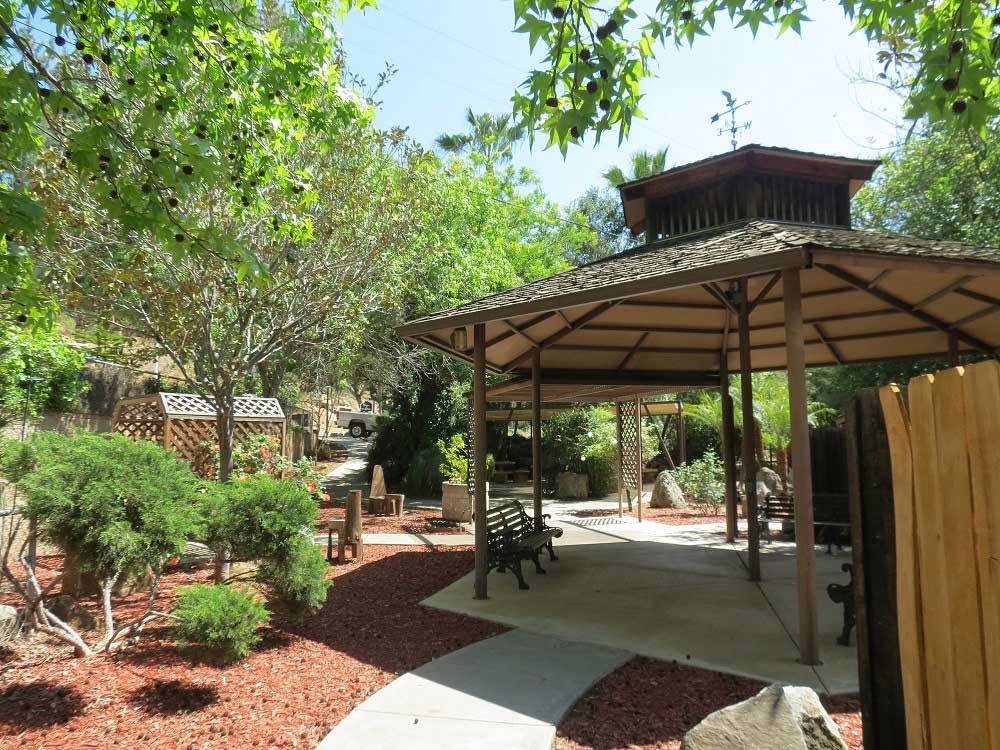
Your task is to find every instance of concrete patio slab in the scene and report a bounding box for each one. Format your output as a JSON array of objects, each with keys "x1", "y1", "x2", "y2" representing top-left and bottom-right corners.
[
  {"x1": 423, "y1": 523, "x2": 858, "y2": 695},
  {"x1": 318, "y1": 630, "x2": 632, "y2": 750}
]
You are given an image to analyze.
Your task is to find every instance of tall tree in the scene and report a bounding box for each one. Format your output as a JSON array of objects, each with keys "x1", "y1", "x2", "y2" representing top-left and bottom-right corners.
[
  {"x1": 435, "y1": 108, "x2": 525, "y2": 171},
  {"x1": 602, "y1": 147, "x2": 669, "y2": 187},
  {"x1": 32, "y1": 125, "x2": 430, "y2": 485},
  {"x1": 508, "y1": 1, "x2": 1000, "y2": 148},
  {"x1": 853, "y1": 121, "x2": 1000, "y2": 247},
  {"x1": 565, "y1": 185, "x2": 634, "y2": 265},
  {"x1": 1, "y1": 0, "x2": 373, "y2": 315}
]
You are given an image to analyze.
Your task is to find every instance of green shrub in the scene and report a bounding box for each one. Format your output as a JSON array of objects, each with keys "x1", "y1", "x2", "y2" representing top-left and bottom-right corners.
[
  {"x1": 671, "y1": 450, "x2": 725, "y2": 514},
  {"x1": 437, "y1": 433, "x2": 467, "y2": 483},
  {"x1": 403, "y1": 442, "x2": 444, "y2": 496},
  {"x1": 2, "y1": 431, "x2": 201, "y2": 579},
  {"x1": 0, "y1": 329, "x2": 89, "y2": 424},
  {"x1": 172, "y1": 583, "x2": 270, "y2": 661},
  {"x1": 258, "y1": 535, "x2": 332, "y2": 615},
  {"x1": 205, "y1": 475, "x2": 318, "y2": 563}
]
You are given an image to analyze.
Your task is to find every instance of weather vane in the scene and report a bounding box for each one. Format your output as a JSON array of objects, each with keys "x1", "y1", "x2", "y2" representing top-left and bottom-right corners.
[{"x1": 710, "y1": 91, "x2": 752, "y2": 151}]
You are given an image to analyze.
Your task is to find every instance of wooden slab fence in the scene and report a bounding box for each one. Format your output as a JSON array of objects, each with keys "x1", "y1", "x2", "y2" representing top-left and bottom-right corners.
[{"x1": 879, "y1": 360, "x2": 1000, "y2": 750}]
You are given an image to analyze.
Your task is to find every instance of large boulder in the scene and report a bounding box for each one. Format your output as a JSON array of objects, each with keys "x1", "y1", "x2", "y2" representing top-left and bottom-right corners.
[
  {"x1": 757, "y1": 466, "x2": 784, "y2": 496},
  {"x1": 650, "y1": 470, "x2": 686, "y2": 508},
  {"x1": 556, "y1": 472, "x2": 588, "y2": 500},
  {"x1": 681, "y1": 684, "x2": 847, "y2": 750},
  {"x1": 45, "y1": 595, "x2": 97, "y2": 632}
]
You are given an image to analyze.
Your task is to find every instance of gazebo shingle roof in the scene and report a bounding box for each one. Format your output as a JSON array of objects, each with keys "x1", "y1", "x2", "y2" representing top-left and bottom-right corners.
[{"x1": 399, "y1": 221, "x2": 1000, "y2": 335}]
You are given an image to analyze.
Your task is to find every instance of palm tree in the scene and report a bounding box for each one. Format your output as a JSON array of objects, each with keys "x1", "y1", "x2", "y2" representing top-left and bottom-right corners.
[
  {"x1": 435, "y1": 108, "x2": 525, "y2": 172},
  {"x1": 602, "y1": 147, "x2": 670, "y2": 187}
]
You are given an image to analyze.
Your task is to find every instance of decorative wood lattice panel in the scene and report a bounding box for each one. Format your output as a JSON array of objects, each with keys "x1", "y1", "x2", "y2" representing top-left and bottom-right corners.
[
  {"x1": 618, "y1": 400, "x2": 641, "y2": 490},
  {"x1": 114, "y1": 418, "x2": 164, "y2": 443},
  {"x1": 171, "y1": 418, "x2": 217, "y2": 476},
  {"x1": 160, "y1": 393, "x2": 284, "y2": 419},
  {"x1": 116, "y1": 398, "x2": 163, "y2": 422}
]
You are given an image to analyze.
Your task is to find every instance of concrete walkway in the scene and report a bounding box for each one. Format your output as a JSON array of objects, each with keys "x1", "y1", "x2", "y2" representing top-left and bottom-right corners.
[
  {"x1": 424, "y1": 519, "x2": 858, "y2": 695},
  {"x1": 318, "y1": 630, "x2": 631, "y2": 750}
]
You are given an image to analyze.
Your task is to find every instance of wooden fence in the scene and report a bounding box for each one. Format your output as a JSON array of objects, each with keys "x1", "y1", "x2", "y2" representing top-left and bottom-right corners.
[{"x1": 879, "y1": 360, "x2": 1000, "y2": 750}]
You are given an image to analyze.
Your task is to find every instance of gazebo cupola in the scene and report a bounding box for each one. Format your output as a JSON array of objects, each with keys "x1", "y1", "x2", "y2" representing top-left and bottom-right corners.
[{"x1": 618, "y1": 145, "x2": 881, "y2": 240}]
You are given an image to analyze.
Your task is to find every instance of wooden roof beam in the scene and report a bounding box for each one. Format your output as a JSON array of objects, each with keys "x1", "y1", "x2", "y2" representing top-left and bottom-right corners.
[
  {"x1": 502, "y1": 318, "x2": 541, "y2": 347},
  {"x1": 501, "y1": 300, "x2": 625, "y2": 372},
  {"x1": 748, "y1": 272, "x2": 782, "y2": 313},
  {"x1": 484, "y1": 311, "x2": 557, "y2": 348},
  {"x1": 913, "y1": 275, "x2": 977, "y2": 310},
  {"x1": 510, "y1": 369, "x2": 719, "y2": 387},
  {"x1": 617, "y1": 332, "x2": 651, "y2": 371},
  {"x1": 812, "y1": 322, "x2": 844, "y2": 365},
  {"x1": 817, "y1": 264, "x2": 996, "y2": 356},
  {"x1": 702, "y1": 283, "x2": 736, "y2": 313}
]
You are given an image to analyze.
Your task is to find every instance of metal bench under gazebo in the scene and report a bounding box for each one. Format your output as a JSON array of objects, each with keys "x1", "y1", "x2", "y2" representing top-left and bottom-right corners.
[
  {"x1": 398, "y1": 144, "x2": 1000, "y2": 667},
  {"x1": 112, "y1": 392, "x2": 286, "y2": 476}
]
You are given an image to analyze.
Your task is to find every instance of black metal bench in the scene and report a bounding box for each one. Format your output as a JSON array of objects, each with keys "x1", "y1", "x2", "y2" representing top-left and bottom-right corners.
[
  {"x1": 485, "y1": 500, "x2": 563, "y2": 590},
  {"x1": 826, "y1": 562, "x2": 856, "y2": 646},
  {"x1": 759, "y1": 491, "x2": 850, "y2": 553}
]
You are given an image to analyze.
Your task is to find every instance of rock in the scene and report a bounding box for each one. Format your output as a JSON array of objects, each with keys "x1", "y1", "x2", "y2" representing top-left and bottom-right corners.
[
  {"x1": 45, "y1": 595, "x2": 97, "y2": 632},
  {"x1": 757, "y1": 466, "x2": 784, "y2": 496},
  {"x1": 650, "y1": 470, "x2": 686, "y2": 508},
  {"x1": 556, "y1": 472, "x2": 588, "y2": 499},
  {"x1": 681, "y1": 684, "x2": 847, "y2": 750},
  {"x1": 0, "y1": 604, "x2": 19, "y2": 637}
]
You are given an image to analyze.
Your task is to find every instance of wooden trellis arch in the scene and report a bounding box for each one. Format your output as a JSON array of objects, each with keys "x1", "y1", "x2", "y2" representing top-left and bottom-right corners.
[{"x1": 112, "y1": 393, "x2": 286, "y2": 477}]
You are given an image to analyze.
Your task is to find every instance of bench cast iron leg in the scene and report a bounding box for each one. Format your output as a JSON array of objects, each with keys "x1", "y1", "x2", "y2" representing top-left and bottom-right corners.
[
  {"x1": 532, "y1": 550, "x2": 546, "y2": 574},
  {"x1": 546, "y1": 540, "x2": 558, "y2": 561},
  {"x1": 511, "y1": 557, "x2": 529, "y2": 590}
]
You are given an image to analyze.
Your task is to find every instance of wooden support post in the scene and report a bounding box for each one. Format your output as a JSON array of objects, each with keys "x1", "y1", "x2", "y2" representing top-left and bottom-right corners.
[
  {"x1": 473, "y1": 323, "x2": 489, "y2": 600},
  {"x1": 636, "y1": 395, "x2": 643, "y2": 522},
  {"x1": 783, "y1": 268, "x2": 819, "y2": 665},
  {"x1": 677, "y1": 399, "x2": 687, "y2": 465},
  {"x1": 947, "y1": 331, "x2": 959, "y2": 367},
  {"x1": 738, "y1": 278, "x2": 761, "y2": 581},
  {"x1": 531, "y1": 350, "x2": 543, "y2": 527},
  {"x1": 720, "y1": 360, "x2": 739, "y2": 543}
]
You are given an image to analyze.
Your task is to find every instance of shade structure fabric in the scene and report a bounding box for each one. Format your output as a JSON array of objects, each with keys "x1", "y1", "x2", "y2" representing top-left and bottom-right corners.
[{"x1": 398, "y1": 220, "x2": 1000, "y2": 382}]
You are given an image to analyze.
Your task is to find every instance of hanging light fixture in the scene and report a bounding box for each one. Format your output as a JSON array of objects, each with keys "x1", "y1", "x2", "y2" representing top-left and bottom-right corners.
[{"x1": 450, "y1": 327, "x2": 468, "y2": 351}]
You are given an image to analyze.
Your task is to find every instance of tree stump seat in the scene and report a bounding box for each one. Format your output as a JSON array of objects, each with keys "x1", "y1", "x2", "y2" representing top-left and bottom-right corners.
[{"x1": 485, "y1": 500, "x2": 563, "y2": 590}]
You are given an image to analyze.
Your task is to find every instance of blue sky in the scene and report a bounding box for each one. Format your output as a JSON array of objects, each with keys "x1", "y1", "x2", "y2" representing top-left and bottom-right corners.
[{"x1": 340, "y1": 1, "x2": 904, "y2": 206}]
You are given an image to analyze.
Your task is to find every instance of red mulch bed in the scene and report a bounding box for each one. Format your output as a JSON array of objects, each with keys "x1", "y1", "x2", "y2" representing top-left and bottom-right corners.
[
  {"x1": 0, "y1": 546, "x2": 505, "y2": 749},
  {"x1": 554, "y1": 657, "x2": 863, "y2": 750},
  {"x1": 316, "y1": 504, "x2": 466, "y2": 535},
  {"x1": 572, "y1": 507, "x2": 728, "y2": 527}
]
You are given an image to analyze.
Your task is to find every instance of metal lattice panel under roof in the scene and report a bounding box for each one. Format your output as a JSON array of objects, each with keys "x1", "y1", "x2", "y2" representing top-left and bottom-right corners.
[{"x1": 158, "y1": 393, "x2": 285, "y2": 420}]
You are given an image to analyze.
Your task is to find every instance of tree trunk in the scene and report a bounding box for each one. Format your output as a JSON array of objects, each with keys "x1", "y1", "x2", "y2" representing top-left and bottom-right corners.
[
  {"x1": 259, "y1": 361, "x2": 285, "y2": 400},
  {"x1": 214, "y1": 388, "x2": 236, "y2": 583}
]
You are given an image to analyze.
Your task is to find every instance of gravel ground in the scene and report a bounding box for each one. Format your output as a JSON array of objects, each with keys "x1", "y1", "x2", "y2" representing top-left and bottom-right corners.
[
  {"x1": 554, "y1": 657, "x2": 863, "y2": 750},
  {"x1": 315, "y1": 505, "x2": 467, "y2": 535},
  {"x1": 0, "y1": 546, "x2": 505, "y2": 749}
]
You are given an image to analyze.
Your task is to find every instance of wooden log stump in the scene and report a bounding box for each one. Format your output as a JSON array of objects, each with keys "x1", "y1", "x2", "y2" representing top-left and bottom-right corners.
[
  {"x1": 337, "y1": 490, "x2": 363, "y2": 563},
  {"x1": 386, "y1": 493, "x2": 404, "y2": 518}
]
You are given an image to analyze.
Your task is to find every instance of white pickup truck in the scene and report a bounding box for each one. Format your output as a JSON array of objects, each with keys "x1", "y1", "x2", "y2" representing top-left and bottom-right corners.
[{"x1": 335, "y1": 402, "x2": 379, "y2": 438}]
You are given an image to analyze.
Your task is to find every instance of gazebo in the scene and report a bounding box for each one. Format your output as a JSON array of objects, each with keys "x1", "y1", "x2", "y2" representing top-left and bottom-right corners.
[
  {"x1": 397, "y1": 144, "x2": 1000, "y2": 665},
  {"x1": 112, "y1": 392, "x2": 286, "y2": 476}
]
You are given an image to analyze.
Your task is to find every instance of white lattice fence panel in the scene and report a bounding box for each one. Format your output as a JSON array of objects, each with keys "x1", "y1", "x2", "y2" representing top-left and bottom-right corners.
[{"x1": 618, "y1": 400, "x2": 641, "y2": 490}]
